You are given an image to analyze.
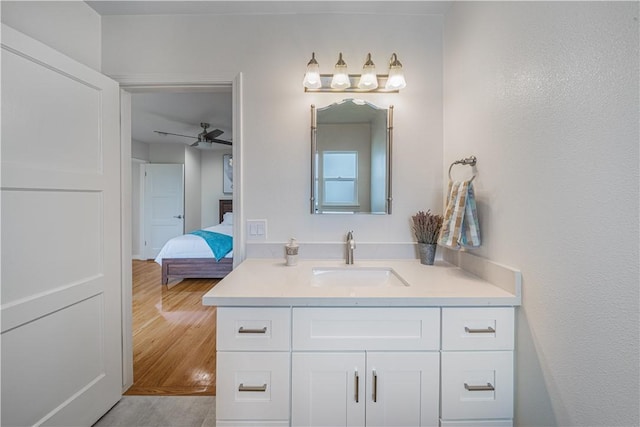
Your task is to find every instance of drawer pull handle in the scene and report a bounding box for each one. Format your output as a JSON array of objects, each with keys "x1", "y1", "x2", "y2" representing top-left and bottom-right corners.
[
  {"x1": 464, "y1": 382, "x2": 495, "y2": 392},
  {"x1": 355, "y1": 371, "x2": 360, "y2": 403},
  {"x1": 464, "y1": 326, "x2": 495, "y2": 334},
  {"x1": 372, "y1": 370, "x2": 378, "y2": 403},
  {"x1": 238, "y1": 383, "x2": 267, "y2": 392},
  {"x1": 238, "y1": 326, "x2": 267, "y2": 334}
]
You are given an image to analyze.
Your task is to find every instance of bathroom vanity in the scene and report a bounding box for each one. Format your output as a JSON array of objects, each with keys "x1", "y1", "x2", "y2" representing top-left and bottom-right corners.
[{"x1": 203, "y1": 251, "x2": 521, "y2": 427}]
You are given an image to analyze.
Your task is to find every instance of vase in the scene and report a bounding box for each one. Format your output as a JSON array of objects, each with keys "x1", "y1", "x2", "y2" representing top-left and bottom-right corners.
[{"x1": 418, "y1": 243, "x2": 437, "y2": 265}]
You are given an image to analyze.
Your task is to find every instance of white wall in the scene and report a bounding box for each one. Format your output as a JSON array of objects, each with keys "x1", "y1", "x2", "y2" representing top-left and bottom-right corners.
[
  {"x1": 184, "y1": 145, "x2": 202, "y2": 232},
  {"x1": 1, "y1": 1, "x2": 101, "y2": 71},
  {"x1": 444, "y1": 2, "x2": 639, "y2": 426},
  {"x1": 131, "y1": 160, "x2": 143, "y2": 258},
  {"x1": 131, "y1": 139, "x2": 150, "y2": 161},
  {"x1": 201, "y1": 150, "x2": 233, "y2": 227},
  {"x1": 148, "y1": 143, "x2": 184, "y2": 164},
  {"x1": 102, "y1": 12, "x2": 444, "y2": 250}
]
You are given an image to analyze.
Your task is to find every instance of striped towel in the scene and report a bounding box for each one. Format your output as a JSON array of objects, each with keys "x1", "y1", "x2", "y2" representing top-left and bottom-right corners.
[{"x1": 438, "y1": 180, "x2": 481, "y2": 249}]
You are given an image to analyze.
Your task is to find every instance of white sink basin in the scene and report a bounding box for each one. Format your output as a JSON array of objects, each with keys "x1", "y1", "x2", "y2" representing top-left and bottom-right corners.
[{"x1": 311, "y1": 266, "x2": 409, "y2": 288}]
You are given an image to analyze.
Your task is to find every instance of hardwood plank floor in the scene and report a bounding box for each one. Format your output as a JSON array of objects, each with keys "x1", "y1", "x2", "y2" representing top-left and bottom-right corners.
[{"x1": 126, "y1": 260, "x2": 218, "y2": 396}]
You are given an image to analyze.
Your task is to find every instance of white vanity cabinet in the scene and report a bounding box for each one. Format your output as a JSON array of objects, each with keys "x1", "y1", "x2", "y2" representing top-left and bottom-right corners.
[
  {"x1": 291, "y1": 308, "x2": 441, "y2": 427},
  {"x1": 206, "y1": 258, "x2": 521, "y2": 427},
  {"x1": 440, "y1": 307, "x2": 515, "y2": 427},
  {"x1": 215, "y1": 306, "x2": 516, "y2": 427},
  {"x1": 216, "y1": 307, "x2": 291, "y2": 427}
]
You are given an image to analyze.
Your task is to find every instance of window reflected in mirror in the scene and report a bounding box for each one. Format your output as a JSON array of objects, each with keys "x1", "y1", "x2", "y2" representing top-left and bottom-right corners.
[{"x1": 311, "y1": 99, "x2": 393, "y2": 214}]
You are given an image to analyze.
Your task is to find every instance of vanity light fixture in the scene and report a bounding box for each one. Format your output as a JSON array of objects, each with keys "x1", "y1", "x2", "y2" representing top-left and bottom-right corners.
[
  {"x1": 303, "y1": 52, "x2": 406, "y2": 93},
  {"x1": 302, "y1": 52, "x2": 321, "y2": 89},
  {"x1": 385, "y1": 53, "x2": 406, "y2": 90},
  {"x1": 357, "y1": 53, "x2": 378, "y2": 90},
  {"x1": 330, "y1": 53, "x2": 350, "y2": 89}
]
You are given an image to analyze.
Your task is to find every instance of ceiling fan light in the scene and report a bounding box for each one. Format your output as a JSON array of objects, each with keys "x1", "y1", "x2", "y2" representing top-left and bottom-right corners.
[
  {"x1": 330, "y1": 52, "x2": 351, "y2": 90},
  {"x1": 303, "y1": 52, "x2": 322, "y2": 89}
]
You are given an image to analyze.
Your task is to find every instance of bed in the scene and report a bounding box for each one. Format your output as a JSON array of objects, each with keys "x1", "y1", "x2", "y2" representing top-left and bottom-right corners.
[{"x1": 156, "y1": 199, "x2": 234, "y2": 285}]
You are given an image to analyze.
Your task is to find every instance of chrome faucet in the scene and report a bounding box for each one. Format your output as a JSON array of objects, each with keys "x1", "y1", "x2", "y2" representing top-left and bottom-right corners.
[{"x1": 346, "y1": 230, "x2": 356, "y2": 264}]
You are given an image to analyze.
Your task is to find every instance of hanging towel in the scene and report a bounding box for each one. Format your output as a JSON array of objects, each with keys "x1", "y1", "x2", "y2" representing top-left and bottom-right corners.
[{"x1": 438, "y1": 180, "x2": 481, "y2": 249}]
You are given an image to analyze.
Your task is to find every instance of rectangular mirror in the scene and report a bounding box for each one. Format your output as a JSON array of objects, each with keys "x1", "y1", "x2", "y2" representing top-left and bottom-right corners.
[{"x1": 311, "y1": 99, "x2": 393, "y2": 214}]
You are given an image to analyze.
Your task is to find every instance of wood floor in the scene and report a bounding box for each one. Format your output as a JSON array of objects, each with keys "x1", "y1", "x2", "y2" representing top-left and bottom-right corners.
[{"x1": 126, "y1": 260, "x2": 219, "y2": 396}]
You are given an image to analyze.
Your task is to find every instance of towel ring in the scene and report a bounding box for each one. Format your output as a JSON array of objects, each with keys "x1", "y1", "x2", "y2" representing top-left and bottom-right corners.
[{"x1": 448, "y1": 155, "x2": 477, "y2": 182}]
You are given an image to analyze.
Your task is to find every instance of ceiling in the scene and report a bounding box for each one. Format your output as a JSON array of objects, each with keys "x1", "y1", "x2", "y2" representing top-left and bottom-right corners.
[
  {"x1": 131, "y1": 89, "x2": 232, "y2": 151},
  {"x1": 86, "y1": 1, "x2": 451, "y2": 16}
]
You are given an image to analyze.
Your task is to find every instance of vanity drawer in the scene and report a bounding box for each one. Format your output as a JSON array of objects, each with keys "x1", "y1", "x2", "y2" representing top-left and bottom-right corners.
[
  {"x1": 441, "y1": 351, "x2": 514, "y2": 420},
  {"x1": 216, "y1": 352, "x2": 290, "y2": 421},
  {"x1": 442, "y1": 307, "x2": 514, "y2": 351},
  {"x1": 292, "y1": 307, "x2": 440, "y2": 350},
  {"x1": 217, "y1": 307, "x2": 291, "y2": 351}
]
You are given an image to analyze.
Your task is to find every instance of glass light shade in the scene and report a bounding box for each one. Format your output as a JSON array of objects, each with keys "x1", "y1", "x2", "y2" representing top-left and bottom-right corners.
[
  {"x1": 385, "y1": 66, "x2": 406, "y2": 90},
  {"x1": 303, "y1": 62, "x2": 321, "y2": 89},
  {"x1": 357, "y1": 53, "x2": 378, "y2": 90},
  {"x1": 303, "y1": 52, "x2": 322, "y2": 89},
  {"x1": 330, "y1": 53, "x2": 350, "y2": 89},
  {"x1": 358, "y1": 69, "x2": 378, "y2": 90},
  {"x1": 385, "y1": 53, "x2": 406, "y2": 90}
]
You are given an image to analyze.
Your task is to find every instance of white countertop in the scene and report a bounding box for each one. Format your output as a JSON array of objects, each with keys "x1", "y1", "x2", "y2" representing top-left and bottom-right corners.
[{"x1": 202, "y1": 258, "x2": 521, "y2": 307}]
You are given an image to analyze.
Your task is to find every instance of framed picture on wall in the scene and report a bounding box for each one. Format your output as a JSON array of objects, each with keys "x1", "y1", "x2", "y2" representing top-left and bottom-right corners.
[{"x1": 223, "y1": 154, "x2": 233, "y2": 194}]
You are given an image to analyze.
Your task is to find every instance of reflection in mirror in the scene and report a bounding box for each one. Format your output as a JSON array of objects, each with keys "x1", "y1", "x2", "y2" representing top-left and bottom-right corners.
[{"x1": 311, "y1": 99, "x2": 393, "y2": 214}]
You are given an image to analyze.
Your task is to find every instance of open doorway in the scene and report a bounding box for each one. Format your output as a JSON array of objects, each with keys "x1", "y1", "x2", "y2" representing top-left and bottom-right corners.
[{"x1": 120, "y1": 78, "x2": 243, "y2": 395}]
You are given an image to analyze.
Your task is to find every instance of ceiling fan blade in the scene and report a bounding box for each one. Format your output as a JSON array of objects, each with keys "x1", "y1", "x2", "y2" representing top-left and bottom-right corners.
[
  {"x1": 154, "y1": 130, "x2": 196, "y2": 139},
  {"x1": 209, "y1": 138, "x2": 232, "y2": 146},
  {"x1": 204, "y1": 129, "x2": 224, "y2": 140},
  {"x1": 190, "y1": 141, "x2": 200, "y2": 147}
]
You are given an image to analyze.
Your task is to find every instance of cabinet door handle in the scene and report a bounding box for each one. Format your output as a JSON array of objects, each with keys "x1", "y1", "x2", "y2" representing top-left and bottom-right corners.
[
  {"x1": 354, "y1": 371, "x2": 360, "y2": 403},
  {"x1": 464, "y1": 382, "x2": 495, "y2": 391},
  {"x1": 372, "y1": 370, "x2": 378, "y2": 403},
  {"x1": 464, "y1": 326, "x2": 496, "y2": 334},
  {"x1": 238, "y1": 383, "x2": 267, "y2": 392},
  {"x1": 238, "y1": 326, "x2": 267, "y2": 334}
]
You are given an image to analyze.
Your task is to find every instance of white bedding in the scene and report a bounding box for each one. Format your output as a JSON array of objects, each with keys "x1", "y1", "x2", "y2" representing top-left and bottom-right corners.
[{"x1": 154, "y1": 223, "x2": 233, "y2": 265}]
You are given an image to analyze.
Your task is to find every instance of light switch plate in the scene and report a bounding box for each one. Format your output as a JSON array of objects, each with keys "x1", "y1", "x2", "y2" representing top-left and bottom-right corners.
[{"x1": 246, "y1": 219, "x2": 267, "y2": 241}]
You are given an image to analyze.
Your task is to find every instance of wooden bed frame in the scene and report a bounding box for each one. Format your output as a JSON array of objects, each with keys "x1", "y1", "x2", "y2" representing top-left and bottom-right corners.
[{"x1": 161, "y1": 199, "x2": 233, "y2": 285}]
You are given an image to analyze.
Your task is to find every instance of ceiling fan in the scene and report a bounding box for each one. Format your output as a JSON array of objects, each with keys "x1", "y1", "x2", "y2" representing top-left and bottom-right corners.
[{"x1": 154, "y1": 122, "x2": 232, "y2": 146}]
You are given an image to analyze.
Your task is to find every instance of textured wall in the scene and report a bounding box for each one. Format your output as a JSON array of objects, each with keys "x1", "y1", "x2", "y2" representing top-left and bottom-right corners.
[
  {"x1": 1, "y1": 1, "x2": 102, "y2": 71},
  {"x1": 444, "y1": 2, "x2": 639, "y2": 425},
  {"x1": 102, "y1": 12, "x2": 444, "y2": 248}
]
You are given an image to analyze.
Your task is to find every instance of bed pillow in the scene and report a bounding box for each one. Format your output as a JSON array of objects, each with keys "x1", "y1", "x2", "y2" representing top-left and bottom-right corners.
[{"x1": 222, "y1": 212, "x2": 233, "y2": 225}]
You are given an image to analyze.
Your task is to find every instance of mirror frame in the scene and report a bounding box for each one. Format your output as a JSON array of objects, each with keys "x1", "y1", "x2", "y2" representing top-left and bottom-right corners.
[{"x1": 310, "y1": 100, "x2": 394, "y2": 214}]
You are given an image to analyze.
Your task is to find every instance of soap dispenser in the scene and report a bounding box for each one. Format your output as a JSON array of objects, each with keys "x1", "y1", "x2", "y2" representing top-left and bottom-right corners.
[{"x1": 285, "y1": 238, "x2": 299, "y2": 266}]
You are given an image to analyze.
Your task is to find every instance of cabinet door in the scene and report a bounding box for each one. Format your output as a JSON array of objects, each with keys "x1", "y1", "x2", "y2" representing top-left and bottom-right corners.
[
  {"x1": 292, "y1": 352, "x2": 366, "y2": 427},
  {"x1": 366, "y1": 352, "x2": 439, "y2": 427}
]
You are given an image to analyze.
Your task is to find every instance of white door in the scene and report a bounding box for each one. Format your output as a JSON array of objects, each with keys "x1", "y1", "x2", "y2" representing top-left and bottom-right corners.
[
  {"x1": 366, "y1": 352, "x2": 440, "y2": 427},
  {"x1": 292, "y1": 352, "x2": 366, "y2": 426},
  {"x1": 143, "y1": 163, "x2": 184, "y2": 259},
  {"x1": 1, "y1": 24, "x2": 122, "y2": 427}
]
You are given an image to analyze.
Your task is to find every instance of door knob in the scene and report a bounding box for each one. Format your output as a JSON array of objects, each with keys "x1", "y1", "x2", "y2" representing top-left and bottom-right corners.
[{"x1": 173, "y1": 215, "x2": 183, "y2": 219}]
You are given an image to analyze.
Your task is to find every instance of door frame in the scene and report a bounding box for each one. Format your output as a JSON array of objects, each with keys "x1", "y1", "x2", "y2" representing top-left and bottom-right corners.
[{"x1": 117, "y1": 73, "x2": 244, "y2": 391}]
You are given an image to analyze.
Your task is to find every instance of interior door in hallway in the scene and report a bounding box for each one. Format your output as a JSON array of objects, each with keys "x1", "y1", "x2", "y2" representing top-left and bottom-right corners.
[
  {"x1": 1, "y1": 24, "x2": 122, "y2": 426},
  {"x1": 143, "y1": 163, "x2": 185, "y2": 259}
]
